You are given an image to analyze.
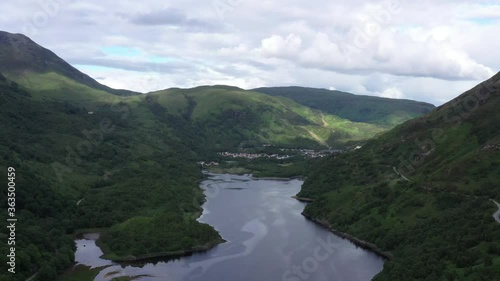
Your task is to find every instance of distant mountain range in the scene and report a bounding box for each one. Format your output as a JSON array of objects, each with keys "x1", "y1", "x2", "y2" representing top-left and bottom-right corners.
[
  {"x1": 0, "y1": 30, "x2": 435, "y2": 149},
  {"x1": 253, "y1": 87, "x2": 434, "y2": 128},
  {"x1": 0, "y1": 30, "x2": 472, "y2": 281}
]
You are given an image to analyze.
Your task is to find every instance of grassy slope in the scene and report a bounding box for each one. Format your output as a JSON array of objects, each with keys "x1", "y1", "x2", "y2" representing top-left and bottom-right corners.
[
  {"x1": 11, "y1": 71, "x2": 387, "y2": 149},
  {"x1": 0, "y1": 30, "x2": 445, "y2": 280},
  {"x1": 148, "y1": 86, "x2": 386, "y2": 149},
  {"x1": 0, "y1": 68, "x2": 390, "y2": 280},
  {"x1": 0, "y1": 74, "x2": 221, "y2": 281},
  {"x1": 298, "y1": 73, "x2": 500, "y2": 280},
  {"x1": 0, "y1": 69, "x2": 390, "y2": 281},
  {"x1": 253, "y1": 86, "x2": 435, "y2": 127}
]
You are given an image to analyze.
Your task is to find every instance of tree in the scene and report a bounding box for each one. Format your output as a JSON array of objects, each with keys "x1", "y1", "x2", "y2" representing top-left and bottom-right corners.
[{"x1": 37, "y1": 265, "x2": 57, "y2": 281}]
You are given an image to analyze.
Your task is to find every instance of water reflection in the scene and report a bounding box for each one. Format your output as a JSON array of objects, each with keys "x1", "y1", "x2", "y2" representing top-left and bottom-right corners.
[{"x1": 74, "y1": 174, "x2": 384, "y2": 281}]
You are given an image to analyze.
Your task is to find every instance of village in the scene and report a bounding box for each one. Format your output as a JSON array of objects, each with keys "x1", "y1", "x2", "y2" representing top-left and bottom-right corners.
[{"x1": 198, "y1": 148, "x2": 342, "y2": 167}]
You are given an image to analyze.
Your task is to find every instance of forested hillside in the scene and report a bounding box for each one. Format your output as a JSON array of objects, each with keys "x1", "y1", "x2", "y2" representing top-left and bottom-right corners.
[
  {"x1": 0, "y1": 73, "x2": 221, "y2": 281},
  {"x1": 254, "y1": 87, "x2": 435, "y2": 127},
  {"x1": 0, "y1": 30, "x2": 443, "y2": 281},
  {"x1": 298, "y1": 73, "x2": 500, "y2": 280}
]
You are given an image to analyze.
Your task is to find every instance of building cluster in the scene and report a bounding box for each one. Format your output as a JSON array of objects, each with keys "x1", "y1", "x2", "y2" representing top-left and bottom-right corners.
[
  {"x1": 217, "y1": 148, "x2": 343, "y2": 160},
  {"x1": 218, "y1": 152, "x2": 291, "y2": 160},
  {"x1": 299, "y1": 150, "x2": 333, "y2": 158},
  {"x1": 279, "y1": 148, "x2": 343, "y2": 158}
]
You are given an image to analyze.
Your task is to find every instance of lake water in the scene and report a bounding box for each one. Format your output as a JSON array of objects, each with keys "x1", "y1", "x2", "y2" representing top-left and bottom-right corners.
[{"x1": 74, "y1": 173, "x2": 384, "y2": 281}]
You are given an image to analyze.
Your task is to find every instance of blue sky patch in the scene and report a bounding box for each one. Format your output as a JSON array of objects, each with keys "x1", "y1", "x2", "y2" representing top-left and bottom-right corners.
[
  {"x1": 101, "y1": 46, "x2": 142, "y2": 57},
  {"x1": 469, "y1": 18, "x2": 498, "y2": 25},
  {"x1": 74, "y1": 64, "x2": 120, "y2": 72}
]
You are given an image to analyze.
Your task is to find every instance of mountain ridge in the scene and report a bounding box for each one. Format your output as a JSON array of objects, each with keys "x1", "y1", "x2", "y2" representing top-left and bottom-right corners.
[
  {"x1": 253, "y1": 86, "x2": 435, "y2": 127},
  {"x1": 298, "y1": 72, "x2": 500, "y2": 280},
  {"x1": 0, "y1": 30, "x2": 473, "y2": 281},
  {"x1": 0, "y1": 31, "x2": 138, "y2": 96}
]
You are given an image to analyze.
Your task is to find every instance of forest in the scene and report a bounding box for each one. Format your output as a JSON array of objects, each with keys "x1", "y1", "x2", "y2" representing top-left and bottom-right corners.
[
  {"x1": 0, "y1": 76, "x2": 222, "y2": 280},
  {"x1": 298, "y1": 75, "x2": 500, "y2": 280}
]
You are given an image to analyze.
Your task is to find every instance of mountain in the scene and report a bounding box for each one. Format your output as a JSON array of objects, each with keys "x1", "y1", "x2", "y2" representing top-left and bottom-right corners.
[
  {"x1": 298, "y1": 73, "x2": 500, "y2": 280},
  {"x1": 253, "y1": 86, "x2": 435, "y2": 127},
  {"x1": 0, "y1": 33, "x2": 387, "y2": 280},
  {"x1": 0, "y1": 31, "x2": 137, "y2": 96},
  {"x1": 0, "y1": 72, "x2": 224, "y2": 281},
  {"x1": 146, "y1": 86, "x2": 388, "y2": 149},
  {"x1": 0, "y1": 31, "x2": 390, "y2": 149},
  {"x1": 0, "y1": 30, "x2": 437, "y2": 149},
  {"x1": 0, "y1": 31, "x2": 444, "y2": 281}
]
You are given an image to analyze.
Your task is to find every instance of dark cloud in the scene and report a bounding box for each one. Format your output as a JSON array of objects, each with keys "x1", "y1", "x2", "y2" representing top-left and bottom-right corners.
[
  {"x1": 129, "y1": 8, "x2": 222, "y2": 32},
  {"x1": 131, "y1": 8, "x2": 186, "y2": 25}
]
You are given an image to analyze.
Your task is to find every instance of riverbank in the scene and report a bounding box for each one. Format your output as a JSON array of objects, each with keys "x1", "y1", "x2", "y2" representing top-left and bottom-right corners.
[
  {"x1": 291, "y1": 196, "x2": 315, "y2": 202},
  {"x1": 56, "y1": 264, "x2": 105, "y2": 281},
  {"x1": 301, "y1": 212, "x2": 394, "y2": 260},
  {"x1": 66, "y1": 175, "x2": 384, "y2": 280},
  {"x1": 108, "y1": 238, "x2": 226, "y2": 263},
  {"x1": 203, "y1": 170, "x2": 305, "y2": 181},
  {"x1": 203, "y1": 158, "x2": 312, "y2": 179},
  {"x1": 253, "y1": 175, "x2": 305, "y2": 181},
  {"x1": 74, "y1": 230, "x2": 225, "y2": 264}
]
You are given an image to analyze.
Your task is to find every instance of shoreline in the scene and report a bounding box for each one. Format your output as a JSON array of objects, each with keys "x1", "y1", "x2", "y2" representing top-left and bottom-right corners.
[
  {"x1": 252, "y1": 175, "x2": 305, "y2": 181},
  {"x1": 76, "y1": 231, "x2": 225, "y2": 264},
  {"x1": 291, "y1": 196, "x2": 315, "y2": 202},
  {"x1": 301, "y1": 212, "x2": 394, "y2": 261},
  {"x1": 109, "y1": 238, "x2": 226, "y2": 263},
  {"x1": 203, "y1": 169, "x2": 305, "y2": 181},
  {"x1": 73, "y1": 175, "x2": 226, "y2": 266}
]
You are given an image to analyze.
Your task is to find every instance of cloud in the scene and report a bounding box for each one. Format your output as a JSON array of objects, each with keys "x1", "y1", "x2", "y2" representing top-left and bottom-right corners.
[
  {"x1": 260, "y1": 34, "x2": 302, "y2": 57},
  {"x1": 256, "y1": 28, "x2": 494, "y2": 81},
  {"x1": 0, "y1": 0, "x2": 498, "y2": 105},
  {"x1": 128, "y1": 8, "x2": 222, "y2": 32},
  {"x1": 131, "y1": 8, "x2": 187, "y2": 26},
  {"x1": 379, "y1": 87, "x2": 404, "y2": 99}
]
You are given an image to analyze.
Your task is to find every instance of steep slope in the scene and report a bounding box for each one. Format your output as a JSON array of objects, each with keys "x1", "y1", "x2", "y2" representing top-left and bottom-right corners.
[
  {"x1": 0, "y1": 30, "x2": 436, "y2": 150},
  {"x1": 0, "y1": 74, "x2": 221, "y2": 281},
  {"x1": 0, "y1": 31, "x2": 137, "y2": 96},
  {"x1": 147, "y1": 86, "x2": 386, "y2": 149},
  {"x1": 0, "y1": 31, "x2": 466, "y2": 281},
  {"x1": 253, "y1": 86, "x2": 435, "y2": 127},
  {"x1": 0, "y1": 35, "x2": 386, "y2": 279},
  {"x1": 298, "y1": 73, "x2": 500, "y2": 280},
  {"x1": 0, "y1": 30, "x2": 390, "y2": 149}
]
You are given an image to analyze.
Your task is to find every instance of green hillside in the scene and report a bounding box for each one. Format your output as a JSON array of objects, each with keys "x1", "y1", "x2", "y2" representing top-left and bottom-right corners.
[
  {"x1": 0, "y1": 31, "x2": 436, "y2": 150},
  {"x1": 298, "y1": 73, "x2": 500, "y2": 280},
  {"x1": 146, "y1": 86, "x2": 387, "y2": 150},
  {"x1": 0, "y1": 31, "x2": 137, "y2": 97},
  {"x1": 0, "y1": 73, "x2": 221, "y2": 281},
  {"x1": 0, "y1": 32, "x2": 390, "y2": 281},
  {"x1": 0, "y1": 39, "x2": 387, "y2": 150},
  {"x1": 8, "y1": 71, "x2": 387, "y2": 150},
  {"x1": 254, "y1": 86, "x2": 435, "y2": 127},
  {"x1": 0, "y1": 30, "x2": 451, "y2": 281}
]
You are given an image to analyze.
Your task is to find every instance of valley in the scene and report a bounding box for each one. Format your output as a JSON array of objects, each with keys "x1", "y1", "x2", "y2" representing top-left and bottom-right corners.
[
  {"x1": 62, "y1": 175, "x2": 385, "y2": 281},
  {"x1": 0, "y1": 28, "x2": 498, "y2": 281}
]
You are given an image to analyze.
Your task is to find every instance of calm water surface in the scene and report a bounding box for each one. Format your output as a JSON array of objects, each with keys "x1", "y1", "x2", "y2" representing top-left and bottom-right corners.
[{"x1": 74, "y1": 173, "x2": 384, "y2": 281}]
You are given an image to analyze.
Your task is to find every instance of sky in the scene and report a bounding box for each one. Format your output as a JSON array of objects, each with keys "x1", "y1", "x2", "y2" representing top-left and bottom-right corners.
[{"x1": 1, "y1": 0, "x2": 500, "y2": 105}]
